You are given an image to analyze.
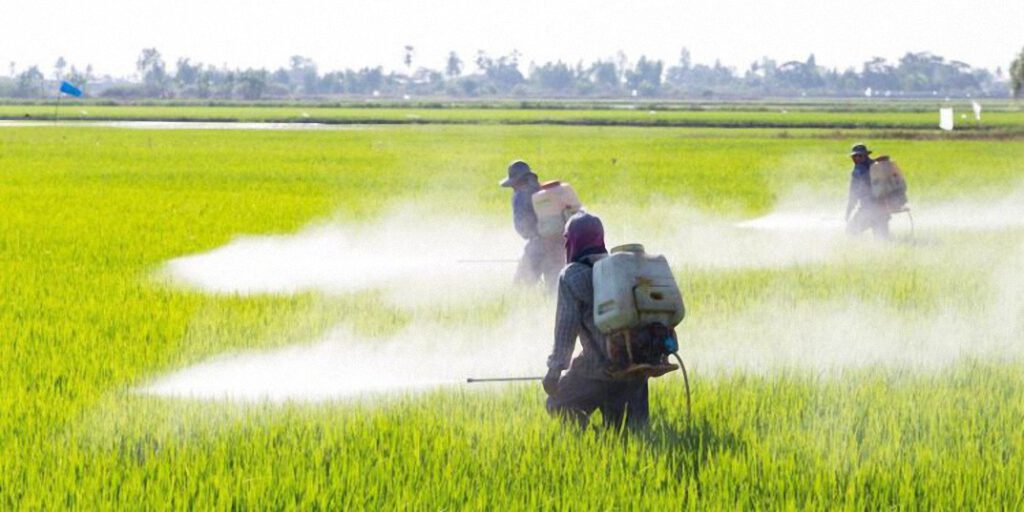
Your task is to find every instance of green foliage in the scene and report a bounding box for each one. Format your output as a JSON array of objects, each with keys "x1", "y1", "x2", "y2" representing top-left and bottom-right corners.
[
  {"x1": 1011, "y1": 46, "x2": 1024, "y2": 99},
  {"x1": 1, "y1": 120, "x2": 1024, "y2": 508}
]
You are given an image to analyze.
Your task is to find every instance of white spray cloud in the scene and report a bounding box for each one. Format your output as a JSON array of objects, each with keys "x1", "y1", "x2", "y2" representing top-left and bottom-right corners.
[
  {"x1": 687, "y1": 296, "x2": 1018, "y2": 375},
  {"x1": 146, "y1": 196, "x2": 1024, "y2": 403},
  {"x1": 737, "y1": 188, "x2": 1024, "y2": 234},
  {"x1": 162, "y1": 203, "x2": 854, "y2": 305},
  {"x1": 142, "y1": 299, "x2": 554, "y2": 402},
  {"x1": 161, "y1": 210, "x2": 522, "y2": 308}
]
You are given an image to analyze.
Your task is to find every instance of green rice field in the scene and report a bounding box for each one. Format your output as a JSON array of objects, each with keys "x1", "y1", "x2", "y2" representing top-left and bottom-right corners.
[
  {"x1": 2, "y1": 101, "x2": 1024, "y2": 132},
  {"x1": 2, "y1": 115, "x2": 1024, "y2": 508}
]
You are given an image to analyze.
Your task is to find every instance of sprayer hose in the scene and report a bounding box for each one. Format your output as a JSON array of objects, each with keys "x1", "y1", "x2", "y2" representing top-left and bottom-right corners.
[{"x1": 672, "y1": 353, "x2": 692, "y2": 424}]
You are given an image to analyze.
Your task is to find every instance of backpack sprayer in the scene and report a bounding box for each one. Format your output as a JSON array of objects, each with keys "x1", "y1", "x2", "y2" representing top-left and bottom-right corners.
[
  {"x1": 595, "y1": 244, "x2": 691, "y2": 422},
  {"x1": 870, "y1": 157, "x2": 914, "y2": 240},
  {"x1": 468, "y1": 244, "x2": 693, "y2": 423}
]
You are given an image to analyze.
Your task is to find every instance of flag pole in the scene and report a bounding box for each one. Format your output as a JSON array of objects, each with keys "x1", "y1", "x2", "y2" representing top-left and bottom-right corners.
[{"x1": 54, "y1": 91, "x2": 62, "y2": 124}]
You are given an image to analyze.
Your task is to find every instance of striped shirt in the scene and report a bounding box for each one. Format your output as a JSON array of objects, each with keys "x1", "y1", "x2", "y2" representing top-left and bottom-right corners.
[{"x1": 547, "y1": 254, "x2": 613, "y2": 379}]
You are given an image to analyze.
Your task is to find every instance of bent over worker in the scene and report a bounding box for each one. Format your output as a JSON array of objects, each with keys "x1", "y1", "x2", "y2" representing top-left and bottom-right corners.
[
  {"x1": 845, "y1": 143, "x2": 891, "y2": 240},
  {"x1": 500, "y1": 160, "x2": 564, "y2": 290},
  {"x1": 543, "y1": 211, "x2": 649, "y2": 430}
]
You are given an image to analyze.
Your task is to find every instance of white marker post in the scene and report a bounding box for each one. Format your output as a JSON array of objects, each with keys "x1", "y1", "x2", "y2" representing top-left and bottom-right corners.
[{"x1": 939, "y1": 107, "x2": 954, "y2": 131}]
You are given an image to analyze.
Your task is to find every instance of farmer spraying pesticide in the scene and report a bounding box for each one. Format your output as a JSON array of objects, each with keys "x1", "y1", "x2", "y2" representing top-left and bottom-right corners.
[
  {"x1": 500, "y1": 160, "x2": 580, "y2": 291},
  {"x1": 845, "y1": 143, "x2": 909, "y2": 240},
  {"x1": 544, "y1": 212, "x2": 688, "y2": 430}
]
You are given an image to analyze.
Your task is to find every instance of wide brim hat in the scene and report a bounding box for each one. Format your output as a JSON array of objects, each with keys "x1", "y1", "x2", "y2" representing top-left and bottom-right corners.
[
  {"x1": 500, "y1": 160, "x2": 534, "y2": 187},
  {"x1": 849, "y1": 144, "x2": 872, "y2": 156}
]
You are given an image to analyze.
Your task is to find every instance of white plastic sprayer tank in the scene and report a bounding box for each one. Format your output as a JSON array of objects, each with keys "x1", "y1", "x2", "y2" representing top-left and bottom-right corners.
[
  {"x1": 531, "y1": 181, "x2": 582, "y2": 238},
  {"x1": 593, "y1": 244, "x2": 684, "y2": 334},
  {"x1": 869, "y1": 160, "x2": 906, "y2": 200}
]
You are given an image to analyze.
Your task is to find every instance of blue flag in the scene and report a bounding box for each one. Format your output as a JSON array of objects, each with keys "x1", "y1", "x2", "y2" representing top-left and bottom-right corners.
[{"x1": 59, "y1": 80, "x2": 83, "y2": 97}]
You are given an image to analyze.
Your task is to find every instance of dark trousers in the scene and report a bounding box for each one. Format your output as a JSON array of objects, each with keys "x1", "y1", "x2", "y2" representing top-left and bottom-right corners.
[
  {"x1": 547, "y1": 371, "x2": 649, "y2": 430},
  {"x1": 514, "y1": 236, "x2": 564, "y2": 291}
]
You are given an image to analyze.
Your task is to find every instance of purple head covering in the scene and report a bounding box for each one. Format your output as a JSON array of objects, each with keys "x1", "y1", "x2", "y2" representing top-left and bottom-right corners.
[{"x1": 564, "y1": 211, "x2": 607, "y2": 263}]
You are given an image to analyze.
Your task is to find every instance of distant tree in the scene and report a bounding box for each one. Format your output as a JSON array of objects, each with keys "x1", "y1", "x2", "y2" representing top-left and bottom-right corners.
[
  {"x1": 474, "y1": 51, "x2": 524, "y2": 93},
  {"x1": 678, "y1": 48, "x2": 692, "y2": 71},
  {"x1": 741, "y1": 61, "x2": 764, "y2": 90},
  {"x1": 215, "y1": 68, "x2": 236, "y2": 98},
  {"x1": 236, "y1": 68, "x2": 268, "y2": 100},
  {"x1": 861, "y1": 56, "x2": 898, "y2": 91},
  {"x1": 775, "y1": 54, "x2": 824, "y2": 90},
  {"x1": 10, "y1": 45, "x2": 1002, "y2": 100},
  {"x1": 892, "y1": 52, "x2": 980, "y2": 93},
  {"x1": 589, "y1": 60, "x2": 620, "y2": 92},
  {"x1": 474, "y1": 50, "x2": 490, "y2": 73},
  {"x1": 14, "y1": 65, "x2": 44, "y2": 97},
  {"x1": 174, "y1": 58, "x2": 201, "y2": 88},
  {"x1": 270, "y1": 67, "x2": 291, "y2": 92},
  {"x1": 65, "y1": 66, "x2": 90, "y2": 91},
  {"x1": 345, "y1": 66, "x2": 383, "y2": 94},
  {"x1": 54, "y1": 56, "x2": 66, "y2": 81},
  {"x1": 136, "y1": 48, "x2": 169, "y2": 95},
  {"x1": 665, "y1": 48, "x2": 692, "y2": 86},
  {"x1": 531, "y1": 61, "x2": 575, "y2": 94},
  {"x1": 614, "y1": 51, "x2": 629, "y2": 86},
  {"x1": 1011, "y1": 46, "x2": 1024, "y2": 99},
  {"x1": 454, "y1": 76, "x2": 477, "y2": 96},
  {"x1": 403, "y1": 45, "x2": 415, "y2": 71},
  {"x1": 760, "y1": 57, "x2": 778, "y2": 81},
  {"x1": 288, "y1": 55, "x2": 319, "y2": 95},
  {"x1": 446, "y1": 51, "x2": 462, "y2": 78},
  {"x1": 194, "y1": 67, "x2": 214, "y2": 98},
  {"x1": 319, "y1": 71, "x2": 346, "y2": 94},
  {"x1": 625, "y1": 56, "x2": 663, "y2": 95}
]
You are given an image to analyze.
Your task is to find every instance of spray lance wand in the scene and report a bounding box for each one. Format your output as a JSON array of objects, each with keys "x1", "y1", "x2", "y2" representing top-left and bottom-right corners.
[
  {"x1": 465, "y1": 337, "x2": 692, "y2": 424},
  {"x1": 466, "y1": 376, "x2": 542, "y2": 383}
]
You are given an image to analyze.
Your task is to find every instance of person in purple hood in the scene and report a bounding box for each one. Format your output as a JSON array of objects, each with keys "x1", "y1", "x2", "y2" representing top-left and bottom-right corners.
[{"x1": 543, "y1": 211, "x2": 650, "y2": 430}]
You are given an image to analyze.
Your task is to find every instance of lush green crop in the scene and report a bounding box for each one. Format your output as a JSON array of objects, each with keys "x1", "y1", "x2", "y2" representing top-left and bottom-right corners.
[
  {"x1": 2, "y1": 122, "x2": 1023, "y2": 509},
  {"x1": 2, "y1": 102, "x2": 1024, "y2": 131}
]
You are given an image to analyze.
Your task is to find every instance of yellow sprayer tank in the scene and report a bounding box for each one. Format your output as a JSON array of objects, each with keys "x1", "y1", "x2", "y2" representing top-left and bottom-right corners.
[
  {"x1": 531, "y1": 181, "x2": 582, "y2": 238},
  {"x1": 593, "y1": 244, "x2": 685, "y2": 334}
]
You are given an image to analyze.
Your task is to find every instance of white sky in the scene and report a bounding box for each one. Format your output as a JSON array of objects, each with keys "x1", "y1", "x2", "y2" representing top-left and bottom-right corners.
[{"x1": 2, "y1": 0, "x2": 1021, "y2": 78}]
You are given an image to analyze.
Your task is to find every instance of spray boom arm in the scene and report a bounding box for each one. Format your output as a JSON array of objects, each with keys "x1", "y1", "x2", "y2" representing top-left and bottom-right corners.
[{"x1": 466, "y1": 376, "x2": 543, "y2": 383}]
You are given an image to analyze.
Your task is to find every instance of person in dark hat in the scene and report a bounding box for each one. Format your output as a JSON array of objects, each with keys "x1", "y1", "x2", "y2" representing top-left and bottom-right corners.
[
  {"x1": 845, "y1": 143, "x2": 891, "y2": 239},
  {"x1": 543, "y1": 211, "x2": 650, "y2": 430},
  {"x1": 500, "y1": 160, "x2": 564, "y2": 289}
]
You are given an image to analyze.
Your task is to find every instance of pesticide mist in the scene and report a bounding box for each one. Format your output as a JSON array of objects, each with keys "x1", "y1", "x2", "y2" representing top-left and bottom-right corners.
[{"x1": 144, "y1": 197, "x2": 1024, "y2": 402}]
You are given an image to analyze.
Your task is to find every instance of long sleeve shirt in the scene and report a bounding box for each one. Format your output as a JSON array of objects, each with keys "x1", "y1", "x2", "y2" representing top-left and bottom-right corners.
[
  {"x1": 511, "y1": 180, "x2": 541, "y2": 240},
  {"x1": 547, "y1": 255, "x2": 612, "y2": 380},
  {"x1": 848, "y1": 158, "x2": 876, "y2": 206}
]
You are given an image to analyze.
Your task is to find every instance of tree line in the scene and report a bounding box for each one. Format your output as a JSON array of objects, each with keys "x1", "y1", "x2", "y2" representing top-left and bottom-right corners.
[{"x1": 3, "y1": 46, "x2": 1023, "y2": 100}]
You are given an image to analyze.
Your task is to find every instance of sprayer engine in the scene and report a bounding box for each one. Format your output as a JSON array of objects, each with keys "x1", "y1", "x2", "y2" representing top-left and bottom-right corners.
[{"x1": 605, "y1": 323, "x2": 680, "y2": 379}]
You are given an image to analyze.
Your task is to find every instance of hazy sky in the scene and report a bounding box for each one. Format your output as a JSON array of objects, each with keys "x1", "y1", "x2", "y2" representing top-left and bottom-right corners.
[{"x1": 3, "y1": 0, "x2": 1021, "y2": 78}]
